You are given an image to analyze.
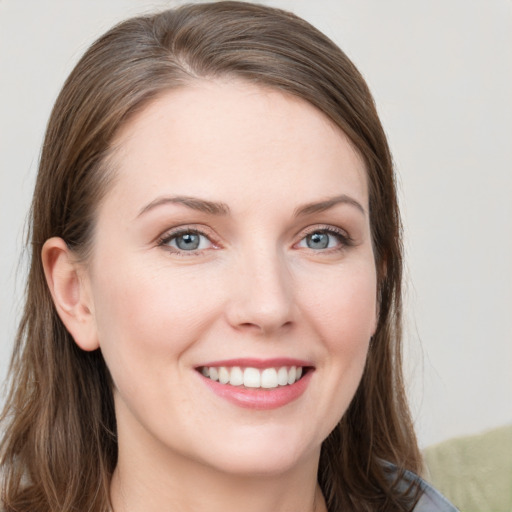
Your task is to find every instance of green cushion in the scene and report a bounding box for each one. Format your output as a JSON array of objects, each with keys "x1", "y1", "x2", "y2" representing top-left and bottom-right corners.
[{"x1": 423, "y1": 425, "x2": 512, "y2": 512}]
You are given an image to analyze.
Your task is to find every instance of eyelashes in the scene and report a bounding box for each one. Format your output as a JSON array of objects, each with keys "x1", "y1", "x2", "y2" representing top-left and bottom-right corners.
[
  {"x1": 296, "y1": 226, "x2": 353, "y2": 251},
  {"x1": 157, "y1": 227, "x2": 217, "y2": 255},
  {"x1": 157, "y1": 224, "x2": 353, "y2": 256}
]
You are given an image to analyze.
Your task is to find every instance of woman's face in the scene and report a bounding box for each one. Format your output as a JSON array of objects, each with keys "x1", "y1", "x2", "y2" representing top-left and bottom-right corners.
[{"x1": 84, "y1": 80, "x2": 377, "y2": 476}]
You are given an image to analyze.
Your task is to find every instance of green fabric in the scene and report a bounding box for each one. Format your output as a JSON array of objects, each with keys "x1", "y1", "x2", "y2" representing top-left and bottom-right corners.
[{"x1": 423, "y1": 425, "x2": 512, "y2": 512}]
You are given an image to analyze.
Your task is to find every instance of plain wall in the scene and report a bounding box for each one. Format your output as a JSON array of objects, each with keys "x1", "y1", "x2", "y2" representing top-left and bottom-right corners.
[{"x1": 1, "y1": 0, "x2": 511, "y2": 448}]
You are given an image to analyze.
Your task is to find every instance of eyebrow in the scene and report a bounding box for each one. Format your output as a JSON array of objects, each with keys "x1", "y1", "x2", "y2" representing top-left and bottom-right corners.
[
  {"x1": 136, "y1": 193, "x2": 365, "y2": 219},
  {"x1": 137, "y1": 195, "x2": 230, "y2": 218},
  {"x1": 294, "y1": 194, "x2": 366, "y2": 217}
]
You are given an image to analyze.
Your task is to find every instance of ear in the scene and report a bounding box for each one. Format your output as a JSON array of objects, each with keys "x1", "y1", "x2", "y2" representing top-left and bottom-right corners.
[{"x1": 42, "y1": 237, "x2": 99, "y2": 351}]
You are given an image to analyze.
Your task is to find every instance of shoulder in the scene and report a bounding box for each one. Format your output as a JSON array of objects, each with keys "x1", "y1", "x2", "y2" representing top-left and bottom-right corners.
[
  {"x1": 382, "y1": 461, "x2": 459, "y2": 512},
  {"x1": 403, "y1": 468, "x2": 459, "y2": 512}
]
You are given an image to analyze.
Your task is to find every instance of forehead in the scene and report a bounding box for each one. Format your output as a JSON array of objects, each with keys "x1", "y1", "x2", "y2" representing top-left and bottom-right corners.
[{"x1": 106, "y1": 79, "x2": 368, "y2": 216}]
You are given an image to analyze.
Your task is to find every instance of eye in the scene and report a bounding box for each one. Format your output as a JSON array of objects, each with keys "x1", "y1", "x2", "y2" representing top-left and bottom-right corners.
[
  {"x1": 296, "y1": 227, "x2": 350, "y2": 251},
  {"x1": 159, "y1": 229, "x2": 214, "y2": 253}
]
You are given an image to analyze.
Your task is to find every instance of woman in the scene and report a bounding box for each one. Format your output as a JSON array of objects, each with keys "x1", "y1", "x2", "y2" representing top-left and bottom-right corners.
[{"x1": 0, "y1": 2, "x2": 457, "y2": 511}]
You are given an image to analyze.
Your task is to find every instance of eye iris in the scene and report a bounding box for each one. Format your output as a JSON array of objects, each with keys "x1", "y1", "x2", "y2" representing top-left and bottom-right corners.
[
  {"x1": 176, "y1": 233, "x2": 200, "y2": 250},
  {"x1": 307, "y1": 232, "x2": 329, "y2": 249}
]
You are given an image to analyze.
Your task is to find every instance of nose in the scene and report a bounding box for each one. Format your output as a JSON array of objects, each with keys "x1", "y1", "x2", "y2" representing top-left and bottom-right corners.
[{"x1": 224, "y1": 248, "x2": 295, "y2": 336}]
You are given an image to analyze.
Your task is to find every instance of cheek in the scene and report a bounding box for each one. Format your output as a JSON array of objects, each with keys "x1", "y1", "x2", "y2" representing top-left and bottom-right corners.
[
  {"x1": 299, "y1": 260, "x2": 377, "y2": 394},
  {"x1": 89, "y1": 260, "x2": 223, "y2": 387},
  {"x1": 290, "y1": 260, "x2": 377, "y2": 440},
  {"x1": 301, "y1": 261, "x2": 378, "y2": 344}
]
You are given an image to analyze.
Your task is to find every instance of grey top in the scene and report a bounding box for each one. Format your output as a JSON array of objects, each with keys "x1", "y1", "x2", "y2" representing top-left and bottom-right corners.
[
  {"x1": 382, "y1": 461, "x2": 458, "y2": 512},
  {"x1": 409, "y1": 470, "x2": 459, "y2": 512}
]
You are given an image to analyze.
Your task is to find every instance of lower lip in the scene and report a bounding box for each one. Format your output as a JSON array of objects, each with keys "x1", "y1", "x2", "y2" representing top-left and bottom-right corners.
[{"x1": 200, "y1": 370, "x2": 313, "y2": 410}]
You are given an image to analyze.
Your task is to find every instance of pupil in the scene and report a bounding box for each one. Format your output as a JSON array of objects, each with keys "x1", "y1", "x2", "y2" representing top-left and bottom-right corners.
[
  {"x1": 308, "y1": 232, "x2": 329, "y2": 249},
  {"x1": 177, "y1": 233, "x2": 199, "y2": 250}
]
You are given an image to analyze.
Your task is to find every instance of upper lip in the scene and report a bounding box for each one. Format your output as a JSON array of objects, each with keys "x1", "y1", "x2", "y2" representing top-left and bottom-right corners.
[{"x1": 196, "y1": 357, "x2": 314, "y2": 369}]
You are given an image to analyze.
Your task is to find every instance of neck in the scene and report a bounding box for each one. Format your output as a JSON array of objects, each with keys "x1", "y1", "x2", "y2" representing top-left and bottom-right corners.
[
  {"x1": 111, "y1": 464, "x2": 326, "y2": 512},
  {"x1": 110, "y1": 421, "x2": 327, "y2": 512}
]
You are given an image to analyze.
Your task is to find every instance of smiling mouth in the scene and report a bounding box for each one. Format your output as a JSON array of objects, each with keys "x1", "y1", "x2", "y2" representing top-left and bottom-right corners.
[{"x1": 198, "y1": 366, "x2": 308, "y2": 389}]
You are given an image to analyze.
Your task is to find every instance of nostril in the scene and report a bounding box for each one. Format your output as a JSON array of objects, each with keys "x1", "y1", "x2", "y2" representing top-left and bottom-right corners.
[{"x1": 232, "y1": 318, "x2": 293, "y2": 335}]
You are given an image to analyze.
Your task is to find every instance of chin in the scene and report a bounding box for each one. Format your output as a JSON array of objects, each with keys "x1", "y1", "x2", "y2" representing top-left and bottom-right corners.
[
  {"x1": 191, "y1": 426, "x2": 321, "y2": 477},
  {"x1": 205, "y1": 449, "x2": 314, "y2": 478}
]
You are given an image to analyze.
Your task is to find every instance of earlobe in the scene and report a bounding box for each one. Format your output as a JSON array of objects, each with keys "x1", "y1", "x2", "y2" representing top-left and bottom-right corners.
[{"x1": 42, "y1": 237, "x2": 99, "y2": 351}]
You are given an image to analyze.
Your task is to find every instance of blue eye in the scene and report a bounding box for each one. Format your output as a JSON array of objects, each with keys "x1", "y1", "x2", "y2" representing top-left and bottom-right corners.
[
  {"x1": 306, "y1": 232, "x2": 330, "y2": 249},
  {"x1": 160, "y1": 230, "x2": 213, "y2": 252},
  {"x1": 297, "y1": 229, "x2": 347, "y2": 250}
]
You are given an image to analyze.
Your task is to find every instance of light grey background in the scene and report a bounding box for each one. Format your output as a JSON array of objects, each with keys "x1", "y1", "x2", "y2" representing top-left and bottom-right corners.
[{"x1": 1, "y1": 0, "x2": 511, "y2": 448}]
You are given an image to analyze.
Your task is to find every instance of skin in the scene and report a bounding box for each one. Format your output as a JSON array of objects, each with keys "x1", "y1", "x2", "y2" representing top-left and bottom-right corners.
[{"x1": 43, "y1": 80, "x2": 378, "y2": 512}]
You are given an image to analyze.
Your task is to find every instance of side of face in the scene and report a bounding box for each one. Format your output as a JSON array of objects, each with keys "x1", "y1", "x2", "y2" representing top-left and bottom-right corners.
[{"x1": 44, "y1": 80, "x2": 378, "y2": 477}]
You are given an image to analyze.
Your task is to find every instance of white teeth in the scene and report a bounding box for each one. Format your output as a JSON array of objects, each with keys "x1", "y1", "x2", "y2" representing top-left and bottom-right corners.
[
  {"x1": 243, "y1": 367, "x2": 261, "y2": 388},
  {"x1": 229, "y1": 366, "x2": 244, "y2": 386},
  {"x1": 277, "y1": 366, "x2": 289, "y2": 386},
  {"x1": 202, "y1": 365, "x2": 304, "y2": 388},
  {"x1": 287, "y1": 366, "x2": 297, "y2": 385},
  {"x1": 261, "y1": 368, "x2": 278, "y2": 388},
  {"x1": 218, "y1": 366, "x2": 230, "y2": 384}
]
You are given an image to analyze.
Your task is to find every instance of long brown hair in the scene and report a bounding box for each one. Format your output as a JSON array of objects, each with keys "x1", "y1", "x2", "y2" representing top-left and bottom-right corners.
[{"x1": 1, "y1": 2, "x2": 422, "y2": 511}]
